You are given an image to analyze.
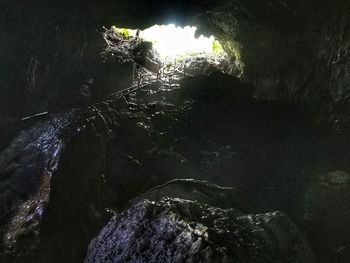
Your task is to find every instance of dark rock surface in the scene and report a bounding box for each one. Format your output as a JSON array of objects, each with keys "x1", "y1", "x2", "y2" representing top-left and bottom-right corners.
[
  {"x1": 304, "y1": 170, "x2": 350, "y2": 262},
  {"x1": 0, "y1": 98, "x2": 127, "y2": 261},
  {"x1": 0, "y1": 70, "x2": 320, "y2": 262},
  {"x1": 1, "y1": 0, "x2": 350, "y2": 123},
  {"x1": 0, "y1": 65, "x2": 347, "y2": 262},
  {"x1": 86, "y1": 198, "x2": 316, "y2": 263},
  {"x1": 0, "y1": 110, "x2": 77, "y2": 260},
  {"x1": 0, "y1": 1, "x2": 350, "y2": 260},
  {"x1": 134, "y1": 179, "x2": 247, "y2": 211},
  {"x1": 8, "y1": 61, "x2": 349, "y2": 261},
  {"x1": 0, "y1": 107, "x2": 108, "y2": 261}
]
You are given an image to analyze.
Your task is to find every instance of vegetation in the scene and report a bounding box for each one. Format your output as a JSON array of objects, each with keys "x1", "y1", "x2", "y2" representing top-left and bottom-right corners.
[
  {"x1": 222, "y1": 40, "x2": 244, "y2": 76},
  {"x1": 212, "y1": 40, "x2": 224, "y2": 54},
  {"x1": 111, "y1": 26, "x2": 131, "y2": 38}
]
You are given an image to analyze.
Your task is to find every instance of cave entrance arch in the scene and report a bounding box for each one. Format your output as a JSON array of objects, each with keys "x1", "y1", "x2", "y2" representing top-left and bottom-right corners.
[{"x1": 109, "y1": 24, "x2": 240, "y2": 77}]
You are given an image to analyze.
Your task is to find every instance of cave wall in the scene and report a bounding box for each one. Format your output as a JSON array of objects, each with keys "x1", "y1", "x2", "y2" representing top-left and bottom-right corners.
[
  {"x1": 189, "y1": 0, "x2": 350, "y2": 118},
  {"x1": 0, "y1": 0, "x2": 349, "y2": 121},
  {"x1": 0, "y1": 1, "x2": 349, "y2": 261},
  {"x1": 242, "y1": 0, "x2": 350, "y2": 116}
]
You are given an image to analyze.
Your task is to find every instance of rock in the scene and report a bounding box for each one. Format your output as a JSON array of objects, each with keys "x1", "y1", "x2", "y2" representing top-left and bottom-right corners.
[
  {"x1": 304, "y1": 170, "x2": 350, "y2": 262},
  {"x1": 183, "y1": 55, "x2": 220, "y2": 76},
  {"x1": 178, "y1": 71, "x2": 253, "y2": 106},
  {"x1": 134, "y1": 178, "x2": 247, "y2": 211},
  {"x1": 132, "y1": 41, "x2": 162, "y2": 73},
  {"x1": 0, "y1": 99, "x2": 124, "y2": 262},
  {"x1": 86, "y1": 198, "x2": 315, "y2": 263},
  {"x1": 0, "y1": 111, "x2": 78, "y2": 261}
]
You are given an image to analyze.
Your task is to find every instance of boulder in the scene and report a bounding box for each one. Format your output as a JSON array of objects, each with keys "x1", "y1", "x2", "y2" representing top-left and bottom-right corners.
[{"x1": 86, "y1": 198, "x2": 315, "y2": 263}]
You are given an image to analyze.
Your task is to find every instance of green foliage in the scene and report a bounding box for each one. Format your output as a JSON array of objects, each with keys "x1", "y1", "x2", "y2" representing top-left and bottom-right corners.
[
  {"x1": 121, "y1": 28, "x2": 130, "y2": 37},
  {"x1": 212, "y1": 40, "x2": 224, "y2": 54},
  {"x1": 111, "y1": 26, "x2": 130, "y2": 38},
  {"x1": 222, "y1": 40, "x2": 244, "y2": 76}
]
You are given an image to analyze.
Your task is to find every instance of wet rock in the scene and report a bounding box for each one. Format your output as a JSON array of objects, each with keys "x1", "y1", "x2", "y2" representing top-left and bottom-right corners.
[
  {"x1": 0, "y1": 99, "x2": 124, "y2": 262},
  {"x1": 0, "y1": 111, "x2": 78, "y2": 261},
  {"x1": 134, "y1": 179, "x2": 247, "y2": 211},
  {"x1": 304, "y1": 170, "x2": 350, "y2": 262},
  {"x1": 132, "y1": 41, "x2": 162, "y2": 73},
  {"x1": 86, "y1": 198, "x2": 316, "y2": 263}
]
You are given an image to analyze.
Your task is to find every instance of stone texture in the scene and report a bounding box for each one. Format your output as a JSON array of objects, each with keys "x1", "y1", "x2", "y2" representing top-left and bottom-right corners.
[
  {"x1": 134, "y1": 178, "x2": 247, "y2": 211},
  {"x1": 0, "y1": 2, "x2": 349, "y2": 261},
  {"x1": 86, "y1": 198, "x2": 316, "y2": 263},
  {"x1": 1, "y1": 0, "x2": 350, "y2": 122}
]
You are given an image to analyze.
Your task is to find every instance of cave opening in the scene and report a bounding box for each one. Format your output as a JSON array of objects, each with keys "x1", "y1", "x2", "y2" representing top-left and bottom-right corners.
[
  {"x1": 106, "y1": 23, "x2": 241, "y2": 82},
  {"x1": 0, "y1": 1, "x2": 350, "y2": 263},
  {"x1": 113, "y1": 24, "x2": 225, "y2": 62}
]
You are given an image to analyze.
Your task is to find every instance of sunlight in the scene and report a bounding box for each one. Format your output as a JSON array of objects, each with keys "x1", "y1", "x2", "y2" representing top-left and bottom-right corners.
[{"x1": 112, "y1": 24, "x2": 225, "y2": 61}]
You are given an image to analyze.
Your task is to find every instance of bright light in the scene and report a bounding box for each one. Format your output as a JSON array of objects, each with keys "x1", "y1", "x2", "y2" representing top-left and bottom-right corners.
[
  {"x1": 112, "y1": 24, "x2": 224, "y2": 62},
  {"x1": 140, "y1": 24, "x2": 222, "y2": 60}
]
